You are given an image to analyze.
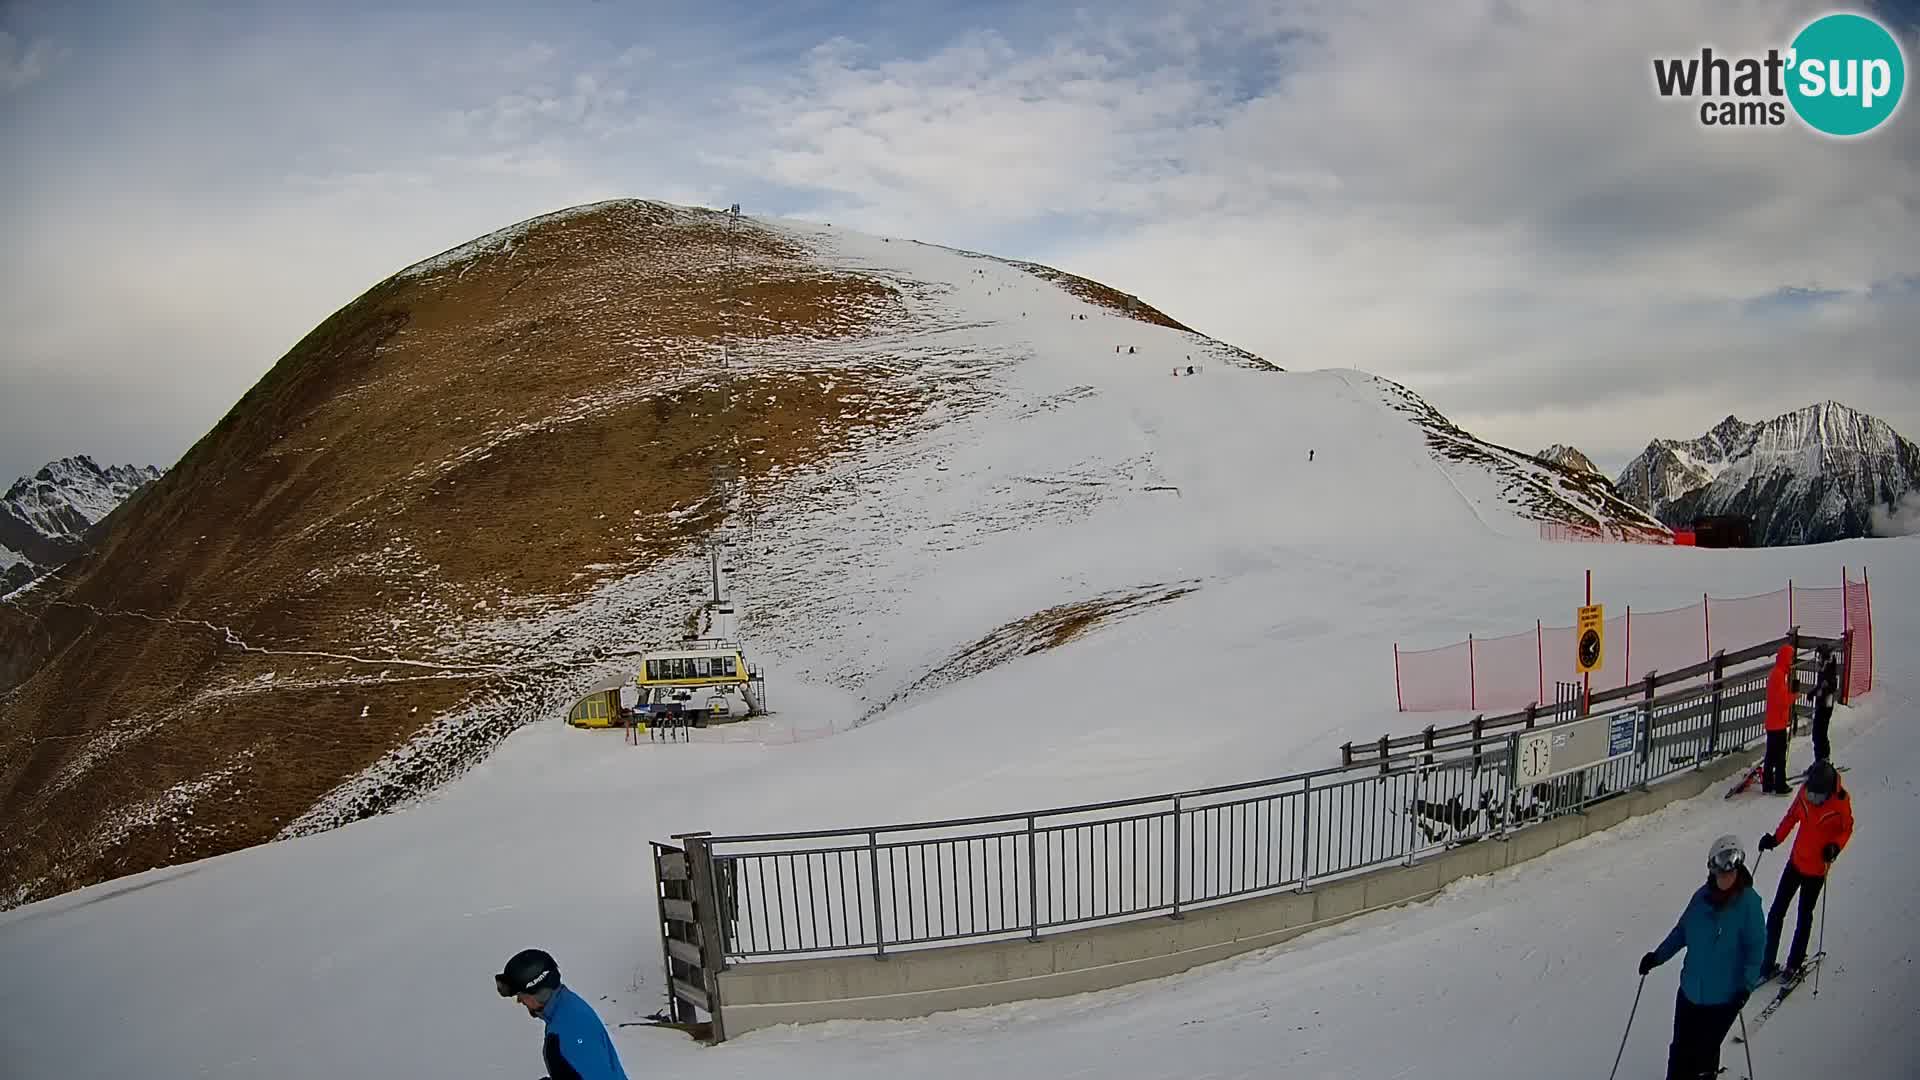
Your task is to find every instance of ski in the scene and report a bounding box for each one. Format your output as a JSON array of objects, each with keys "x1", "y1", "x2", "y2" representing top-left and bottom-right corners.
[
  {"x1": 1733, "y1": 951, "x2": 1826, "y2": 1042},
  {"x1": 1724, "y1": 763, "x2": 1848, "y2": 800},
  {"x1": 1724, "y1": 764, "x2": 1763, "y2": 799}
]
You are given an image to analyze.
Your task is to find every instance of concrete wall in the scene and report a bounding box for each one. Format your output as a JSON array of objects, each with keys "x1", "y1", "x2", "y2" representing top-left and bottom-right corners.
[{"x1": 713, "y1": 752, "x2": 1753, "y2": 1038}]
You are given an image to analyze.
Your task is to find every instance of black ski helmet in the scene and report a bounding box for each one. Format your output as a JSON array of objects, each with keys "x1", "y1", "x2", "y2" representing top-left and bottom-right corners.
[
  {"x1": 1806, "y1": 760, "x2": 1839, "y2": 797},
  {"x1": 496, "y1": 948, "x2": 561, "y2": 997}
]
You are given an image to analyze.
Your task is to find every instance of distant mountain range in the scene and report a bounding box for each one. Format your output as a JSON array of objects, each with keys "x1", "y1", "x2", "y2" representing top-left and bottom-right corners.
[
  {"x1": 1, "y1": 456, "x2": 163, "y2": 592},
  {"x1": 1611, "y1": 401, "x2": 1920, "y2": 545}
]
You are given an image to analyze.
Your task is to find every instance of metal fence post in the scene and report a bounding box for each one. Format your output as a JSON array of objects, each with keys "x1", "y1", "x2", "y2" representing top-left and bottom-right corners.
[
  {"x1": 867, "y1": 830, "x2": 886, "y2": 960},
  {"x1": 1026, "y1": 816, "x2": 1040, "y2": 941},
  {"x1": 1405, "y1": 765, "x2": 1421, "y2": 865},
  {"x1": 682, "y1": 833, "x2": 729, "y2": 1043},
  {"x1": 1639, "y1": 671, "x2": 1658, "y2": 785},
  {"x1": 1707, "y1": 651, "x2": 1725, "y2": 760},
  {"x1": 1297, "y1": 776, "x2": 1313, "y2": 892},
  {"x1": 1839, "y1": 628, "x2": 1854, "y2": 706},
  {"x1": 1169, "y1": 797, "x2": 1184, "y2": 920}
]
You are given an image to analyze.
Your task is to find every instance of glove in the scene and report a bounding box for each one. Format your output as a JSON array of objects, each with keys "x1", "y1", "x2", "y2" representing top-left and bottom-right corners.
[
  {"x1": 1822, "y1": 842, "x2": 1840, "y2": 863},
  {"x1": 1639, "y1": 951, "x2": 1659, "y2": 976},
  {"x1": 1758, "y1": 833, "x2": 1779, "y2": 852}
]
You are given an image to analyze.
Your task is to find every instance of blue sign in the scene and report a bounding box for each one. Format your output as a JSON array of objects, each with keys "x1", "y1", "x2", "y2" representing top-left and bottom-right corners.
[{"x1": 1608, "y1": 711, "x2": 1637, "y2": 757}]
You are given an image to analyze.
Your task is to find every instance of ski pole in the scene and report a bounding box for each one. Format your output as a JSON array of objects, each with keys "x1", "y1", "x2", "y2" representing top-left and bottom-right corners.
[
  {"x1": 1607, "y1": 973, "x2": 1646, "y2": 1080},
  {"x1": 1739, "y1": 1010, "x2": 1756, "y2": 1080}
]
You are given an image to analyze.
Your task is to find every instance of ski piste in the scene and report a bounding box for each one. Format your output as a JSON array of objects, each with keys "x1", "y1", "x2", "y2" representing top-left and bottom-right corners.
[
  {"x1": 1723, "y1": 761, "x2": 1849, "y2": 799},
  {"x1": 1733, "y1": 951, "x2": 1827, "y2": 1043}
]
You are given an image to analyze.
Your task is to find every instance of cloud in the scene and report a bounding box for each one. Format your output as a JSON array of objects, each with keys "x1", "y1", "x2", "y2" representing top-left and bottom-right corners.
[
  {"x1": 1, "y1": 0, "x2": 1916, "y2": 485},
  {"x1": 0, "y1": 31, "x2": 60, "y2": 91},
  {"x1": 707, "y1": 1, "x2": 1919, "y2": 462},
  {"x1": 1870, "y1": 491, "x2": 1920, "y2": 537}
]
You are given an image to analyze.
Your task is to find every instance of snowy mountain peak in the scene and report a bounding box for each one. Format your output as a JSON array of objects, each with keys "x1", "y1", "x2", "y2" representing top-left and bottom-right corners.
[
  {"x1": 1, "y1": 456, "x2": 164, "y2": 591},
  {"x1": 1613, "y1": 401, "x2": 1920, "y2": 545},
  {"x1": 1533, "y1": 445, "x2": 1601, "y2": 476}
]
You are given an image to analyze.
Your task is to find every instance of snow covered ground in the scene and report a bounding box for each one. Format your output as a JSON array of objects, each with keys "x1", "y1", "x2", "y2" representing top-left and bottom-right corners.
[
  {"x1": 0, "y1": 543, "x2": 1908, "y2": 1080},
  {"x1": 0, "y1": 214, "x2": 1913, "y2": 1078}
]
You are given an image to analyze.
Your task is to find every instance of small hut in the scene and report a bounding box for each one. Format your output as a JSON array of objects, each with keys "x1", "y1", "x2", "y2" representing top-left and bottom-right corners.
[{"x1": 566, "y1": 672, "x2": 635, "y2": 728}]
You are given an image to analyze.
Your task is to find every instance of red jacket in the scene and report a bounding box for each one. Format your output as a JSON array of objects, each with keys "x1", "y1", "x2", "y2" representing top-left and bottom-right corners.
[
  {"x1": 1771, "y1": 779, "x2": 1853, "y2": 877},
  {"x1": 1763, "y1": 645, "x2": 1796, "y2": 733}
]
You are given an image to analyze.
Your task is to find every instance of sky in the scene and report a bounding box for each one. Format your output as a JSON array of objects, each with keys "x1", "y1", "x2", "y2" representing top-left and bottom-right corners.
[{"x1": 1, "y1": 0, "x2": 1917, "y2": 486}]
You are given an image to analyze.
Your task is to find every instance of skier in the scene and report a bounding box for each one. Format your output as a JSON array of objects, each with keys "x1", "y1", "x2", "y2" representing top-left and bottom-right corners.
[
  {"x1": 1756, "y1": 759, "x2": 1852, "y2": 981},
  {"x1": 1309, "y1": 449, "x2": 1315, "y2": 462},
  {"x1": 496, "y1": 948, "x2": 631, "y2": 1080},
  {"x1": 1807, "y1": 644, "x2": 1839, "y2": 763},
  {"x1": 1637, "y1": 835, "x2": 1765, "y2": 1080},
  {"x1": 1760, "y1": 644, "x2": 1796, "y2": 793}
]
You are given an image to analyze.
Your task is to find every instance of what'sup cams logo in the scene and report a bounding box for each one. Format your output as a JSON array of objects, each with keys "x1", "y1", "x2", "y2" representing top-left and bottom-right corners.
[{"x1": 1653, "y1": 10, "x2": 1907, "y2": 135}]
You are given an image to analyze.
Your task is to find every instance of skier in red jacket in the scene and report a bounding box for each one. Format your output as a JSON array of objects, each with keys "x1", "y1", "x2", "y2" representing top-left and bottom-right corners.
[
  {"x1": 1756, "y1": 760, "x2": 1852, "y2": 981},
  {"x1": 1760, "y1": 644, "x2": 1796, "y2": 794}
]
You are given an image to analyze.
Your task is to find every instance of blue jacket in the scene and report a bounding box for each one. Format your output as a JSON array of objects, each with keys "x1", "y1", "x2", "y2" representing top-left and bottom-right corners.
[
  {"x1": 1652, "y1": 872, "x2": 1765, "y2": 1006},
  {"x1": 540, "y1": 985, "x2": 630, "y2": 1080}
]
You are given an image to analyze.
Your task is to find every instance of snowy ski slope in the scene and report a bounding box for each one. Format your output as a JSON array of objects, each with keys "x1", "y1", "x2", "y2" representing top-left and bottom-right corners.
[{"x1": 0, "y1": 213, "x2": 1912, "y2": 1078}]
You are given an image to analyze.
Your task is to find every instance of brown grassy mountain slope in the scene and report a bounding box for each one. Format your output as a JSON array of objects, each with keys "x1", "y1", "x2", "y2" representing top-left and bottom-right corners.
[
  {"x1": 0, "y1": 203, "x2": 902, "y2": 905},
  {"x1": 0, "y1": 199, "x2": 1242, "y2": 909}
]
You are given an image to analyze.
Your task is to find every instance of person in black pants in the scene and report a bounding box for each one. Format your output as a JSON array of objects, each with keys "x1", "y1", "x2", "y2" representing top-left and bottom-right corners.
[
  {"x1": 1758, "y1": 761, "x2": 1853, "y2": 980},
  {"x1": 1760, "y1": 644, "x2": 1795, "y2": 794},
  {"x1": 1808, "y1": 645, "x2": 1839, "y2": 763}
]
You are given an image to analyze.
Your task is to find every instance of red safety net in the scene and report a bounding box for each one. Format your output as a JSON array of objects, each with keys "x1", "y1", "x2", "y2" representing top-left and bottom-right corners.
[
  {"x1": 1537, "y1": 522, "x2": 1676, "y2": 544},
  {"x1": 1395, "y1": 640, "x2": 1473, "y2": 711},
  {"x1": 1472, "y1": 628, "x2": 1543, "y2": 712},
  {"x1": 1845, "y1": 571, "x2": 1873, "y2": 700},
  {"x1": 1791, "y1": 584, "x2": 1846, "y2": 640},
  {"x1": 1394, "y1": 568, "x2": 1875, "y2": 712}
]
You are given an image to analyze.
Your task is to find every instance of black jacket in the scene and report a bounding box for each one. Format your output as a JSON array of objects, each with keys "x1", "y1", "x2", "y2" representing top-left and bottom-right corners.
[{"x1": 1809, "y1": 656, "x2": 1839, "y2": 710}]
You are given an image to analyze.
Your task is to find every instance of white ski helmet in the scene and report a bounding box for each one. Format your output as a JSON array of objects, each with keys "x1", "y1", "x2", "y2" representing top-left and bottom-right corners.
[{"x1": 1707, "y1": 834, "x2": 1746, "y2": 874}]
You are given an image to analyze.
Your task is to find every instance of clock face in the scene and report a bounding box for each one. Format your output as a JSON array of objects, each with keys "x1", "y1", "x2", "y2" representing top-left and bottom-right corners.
[{"x1": 1579, "y1": 629, "x2": 1601, "y2": 668}]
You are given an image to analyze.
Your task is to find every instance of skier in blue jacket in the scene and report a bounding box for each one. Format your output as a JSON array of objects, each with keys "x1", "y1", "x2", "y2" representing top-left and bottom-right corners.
[
  {"x1": 1637, "y1": 835, "x2": 1766, "y2": 1080},
  {"x1": 496, "y1": 949, "x2": 631, "y2": 1080}
]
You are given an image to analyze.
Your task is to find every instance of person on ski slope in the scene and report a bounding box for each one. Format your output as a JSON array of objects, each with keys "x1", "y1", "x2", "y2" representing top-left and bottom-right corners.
[
  {"x1": 1760, "y1": 643, "x2": 1796, "y2": 794},
  {"x1": 1638, "y1": 834, "x2": 1765, "y2": 1080},
  {"x1": 1757, "y1": 758, "x2": 1852, "y2": 981},
  {"x1": 1807, "y1": 644, "x2": 1840, "y2": 763},
  {"x1": 496, "y1": 948, "x2": 631, "y2": 1080}
]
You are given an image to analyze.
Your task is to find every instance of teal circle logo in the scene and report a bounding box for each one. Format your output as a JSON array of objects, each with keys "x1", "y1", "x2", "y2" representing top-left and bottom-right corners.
[{"x1": 1786, "y1": 12, "x2": 1906, "y2": 136}]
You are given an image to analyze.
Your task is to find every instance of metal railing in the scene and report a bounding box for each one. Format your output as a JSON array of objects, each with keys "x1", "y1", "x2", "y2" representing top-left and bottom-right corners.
[
  {"x1": 681, "y1": 632, "x2": 1831, "y2": 963},
  {"x1": 1353, "y1": 629, "x2": 1851, "y2": 766}
]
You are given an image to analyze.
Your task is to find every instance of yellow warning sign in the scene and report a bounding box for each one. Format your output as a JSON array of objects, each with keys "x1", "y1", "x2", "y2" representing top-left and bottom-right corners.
[{"x1": 1577, "y1": 603, "x2": 1605, "y2": 674}]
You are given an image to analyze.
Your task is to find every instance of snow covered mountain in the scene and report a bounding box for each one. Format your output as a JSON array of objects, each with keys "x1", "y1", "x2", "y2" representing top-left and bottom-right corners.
[
  {"x1": 1613, "y1": 402, "x2": 1920, "y2": 545},
  {"x1": 0, "y1": 199, "x2": 1663, "y2": 910},
  {"x1": 1533, "y1": 444, "x2": 1601, "y2": 476},
  {"x1": 0, "y1": 456, "x2": 163, "y2": 592},
  {"x1": 0, "y1": 199, "x2": 1913, "y2": 1080}
]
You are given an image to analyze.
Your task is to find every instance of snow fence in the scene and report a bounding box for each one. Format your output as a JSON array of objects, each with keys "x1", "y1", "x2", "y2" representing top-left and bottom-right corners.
[{"x1": 1393, "y1": 569, "x2": 1873, "y2": 713}]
